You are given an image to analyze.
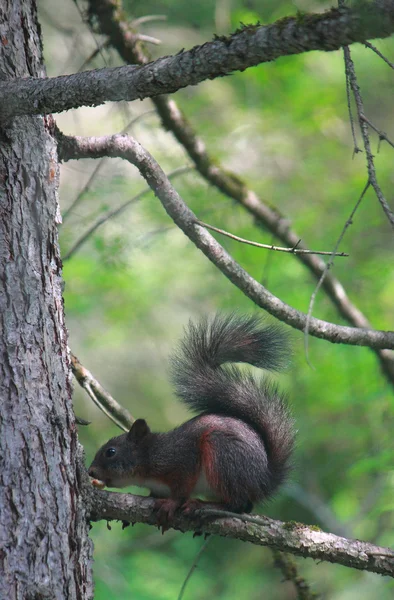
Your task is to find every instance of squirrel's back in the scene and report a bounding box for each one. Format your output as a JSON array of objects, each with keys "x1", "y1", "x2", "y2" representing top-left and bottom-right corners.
[{"x1": 171, "y1": 313, "x2": 295, "y2": 495}]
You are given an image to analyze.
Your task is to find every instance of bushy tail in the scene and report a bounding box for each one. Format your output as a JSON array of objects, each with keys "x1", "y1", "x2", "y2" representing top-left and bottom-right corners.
[{"x1": 171, "y1": 314, "x2": 295, "y2": 491}]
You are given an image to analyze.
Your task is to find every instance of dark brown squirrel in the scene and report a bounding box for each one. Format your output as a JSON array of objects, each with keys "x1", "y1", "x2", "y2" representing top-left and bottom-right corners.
[{"x1": 88, "y1": 314, "x2": 295, "y2": 525}]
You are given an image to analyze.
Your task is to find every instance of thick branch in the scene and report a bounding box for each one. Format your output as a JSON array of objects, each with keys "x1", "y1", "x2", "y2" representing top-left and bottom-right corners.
[
  {"x1": 1, "y1": 3, "x2": 394, "y2": 120},
  {"x1": 58, "y1": 132, "x2": 394, "y2": 350},
  {"x1": 86, "y1": 488, "x2": 394, "y2": 578}
]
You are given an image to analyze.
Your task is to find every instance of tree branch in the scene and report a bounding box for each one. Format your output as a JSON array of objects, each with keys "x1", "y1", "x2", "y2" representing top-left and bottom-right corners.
[
  {"x1": 343, "y1": 45, "x2": 394, "y2": 229},
  {"x1": 62, "y1": 110, "x2": 156, "y2": 222},
  {"x1": 71, "y1": 353, "x2": 133, "y2": 431},
  {"x1": 62, "y1": 165, "x2": 192, "y2": 261},
  {"x1": 197, "y1": 220, "x2": 349, "y2": 257},
  {"x1": 2, "y1": 3, "x2": 394, "y2": 120},
  {"x1": 58, "y1": 132, "x2": 394, "y2": 350},
  {"x1": 178, "y1": 538, "x2": 211, "y2": 600},
  {"x1": 86, "y1": 0, "x2": 394, "y2": 386},
  {"x1": 364, "y1": 40, "x2": 394, "y2": 69},
  {"x1": 304, "y1": 181, "x2": 370, "y2": 364},
  {"x1": 85, "y1": 487, "x2": 394, "y2": 578},
  {"x1": 360, "y1": 113, "x2": 394, "y2": 150},
  {"x1": 272, "y1": 551, "x2": 319, "y2": 599}
]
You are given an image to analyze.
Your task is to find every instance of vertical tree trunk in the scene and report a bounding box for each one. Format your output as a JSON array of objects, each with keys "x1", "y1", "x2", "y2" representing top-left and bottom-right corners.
[{"x1": 0, "y1": 2, "x2": 93, "y2": 598}]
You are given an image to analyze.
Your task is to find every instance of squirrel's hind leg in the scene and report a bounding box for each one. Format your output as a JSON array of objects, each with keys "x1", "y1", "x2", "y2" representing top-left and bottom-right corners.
[{"x1": 199, "y1": 428, "x2": 265, "y2": 511}]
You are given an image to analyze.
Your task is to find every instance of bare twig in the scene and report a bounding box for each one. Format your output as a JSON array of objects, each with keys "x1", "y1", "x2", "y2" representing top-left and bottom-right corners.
[
  {"x1": 86, "y1": 488, "x2": 394, "y2": 578},
  {"x1": 63, "y1": 165, "x2": 192, "y2": 261},
  {"x1": 136, "y1": 34, "x2": 161, "y2": 46},
  {"x1": 360, "y1": 114, "x2": 394, "y2": 151},
  {"x1": 58, "y1": 133, "x2": 394, "y2": 351},
  {"x1": 197, "y1": 220, "x2": 349, "y2": 257},
  {"x1": 71, "y1": 352, "x2": 133, "y2": 431},
  {"x1": 272, "y1": 551, "x2": 319, "y2": 599},
  {"x1": 63, "y1": 159, "x2": 107, "y2": 223},
  {"x1": 62, "y1": 110, "x2": 156, "y2": 222},
  {"x1": 77, "y1": 40, "x2": 110, "y2": 73},
  {"x1": 344, "y1": 66, "x2": 361, "y2": 155},
  {"x1": 131, "y1": 15, "x2": 167, "y2": 27},
  {"x1": 72, "y1": 0, "x2": 108, "y2": 67},
  {"x1": 364, "y1": 41, "x2": 394, "y2": 70},
  {"x1": 178, "y1": 538, "x2": 211, "y2": 600},
  {"x1": 304, "y1": 181, "x2": 370, "y2": 364},
  {"x1": 343, "y1": 45, "x2": 394, "y2": 229}
]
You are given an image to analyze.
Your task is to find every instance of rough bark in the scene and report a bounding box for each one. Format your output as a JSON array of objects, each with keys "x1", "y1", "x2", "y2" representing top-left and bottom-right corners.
[
  {"x1": 86, "y1": 488, "x2": 394, "y2": 578},
  {"x1": 1, "y1": 2, "x2": 394, "y2": 120},
  {"x1": 0, "y1": 2, "x2": 93, "y2": 598}
]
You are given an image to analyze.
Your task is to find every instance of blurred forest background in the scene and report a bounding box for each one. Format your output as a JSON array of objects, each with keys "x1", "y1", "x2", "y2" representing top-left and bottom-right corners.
[{"x1": 39, "y1": 0, "x2": 393, "y2": 598}]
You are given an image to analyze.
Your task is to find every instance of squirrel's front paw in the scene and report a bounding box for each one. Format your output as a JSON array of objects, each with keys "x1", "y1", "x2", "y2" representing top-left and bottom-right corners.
[
  {"x1": 154, "y1": 498, "x2": 182, "y2": 533},
  {"x1": 180, "y1": 498, "x2": 206, "y2": 516}
]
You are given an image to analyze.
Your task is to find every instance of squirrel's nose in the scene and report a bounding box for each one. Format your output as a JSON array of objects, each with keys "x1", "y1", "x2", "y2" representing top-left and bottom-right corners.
[{"x1": 88, "y1": 466, "x2": 98, "y2": 478}]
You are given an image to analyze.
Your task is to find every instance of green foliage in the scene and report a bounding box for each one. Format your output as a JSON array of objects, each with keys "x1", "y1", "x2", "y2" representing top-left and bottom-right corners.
[{"x1": 41, "y1": 0, "x2": 394, "y2": 596}]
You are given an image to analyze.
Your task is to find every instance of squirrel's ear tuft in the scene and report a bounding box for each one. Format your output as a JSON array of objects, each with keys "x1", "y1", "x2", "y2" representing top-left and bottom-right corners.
[{"x1": 127, "y1": 419, "x2": 151, "y2": 442}]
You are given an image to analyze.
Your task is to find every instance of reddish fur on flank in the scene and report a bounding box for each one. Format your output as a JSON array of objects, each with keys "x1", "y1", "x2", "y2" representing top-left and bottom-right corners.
[{"x1": 199, "y1": 428, "x2": 230, "y2": 503}]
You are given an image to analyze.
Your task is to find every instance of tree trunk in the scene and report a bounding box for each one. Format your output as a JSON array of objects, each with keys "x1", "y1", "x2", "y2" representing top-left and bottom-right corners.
[{"x1": 0, "y1": 2, "x2": 93, "y2": 598}]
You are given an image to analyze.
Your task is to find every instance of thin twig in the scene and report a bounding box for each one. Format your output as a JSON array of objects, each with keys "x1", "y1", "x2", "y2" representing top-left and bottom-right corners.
[
  {"x1": 304, "y1": 180, "x2": 370, "y2": 365},
  {"x1": 178, "y1": 538, "x2": 211, "y2": 600},
  {"x1": 343, "y1": 45, "x2": 394, "y2": 229},
  {"x1": 77, "y1": 40, "x2": 111, "y2": 73},
  {"x1": 137, "y1": 34, "x2": 161, "y2": 45},
  {"x1": 62, "y1": 159, "x2": 107, "y2": 223},
  {"x1": 71, "y1": 352, "x2": 133, "y2": 431},
  {"x1": 63, "y1": 165, "x2": 192, "y2": 261},
  {"x1": 360, "y1": 114, "x2": 394, "y2": 150},
  {"x1": 197, "y1": 220, "x2": 349, "y2": 257},
  {"x1": 121, "y1": 109, "x2": 157, "y2": 129},
  {"x1": 272, "y1": 551, "x2": 319, "y2": 599},
  {"x1": 364, "y1": 41, "x2": 394, "y2": 70},
  {"x1": 72, "y1": 0, "x2": 108, "y2": 67},
  {"x1": 344, "y1": 65, "x2": 361, "y2": 155},
  {"x1": 337, "y1": 0, "x2": 361, "y2": 157},
  {"x1": 131, "y1": 15, "x2": 167, "y2": 26},
  {"x1": 62, "y1": 112, "x2": 156, "y2": 223}
]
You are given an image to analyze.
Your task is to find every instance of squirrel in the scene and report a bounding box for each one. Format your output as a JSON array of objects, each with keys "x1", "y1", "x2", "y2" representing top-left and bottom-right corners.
[{"x1": 88, "y1": 314, "x2": 295, "y2": 526}]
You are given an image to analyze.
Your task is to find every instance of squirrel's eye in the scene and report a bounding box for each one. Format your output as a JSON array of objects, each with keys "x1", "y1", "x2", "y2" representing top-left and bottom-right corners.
[{"x1": 105, "y1": 447, "x2": 116, "y2": 458}]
